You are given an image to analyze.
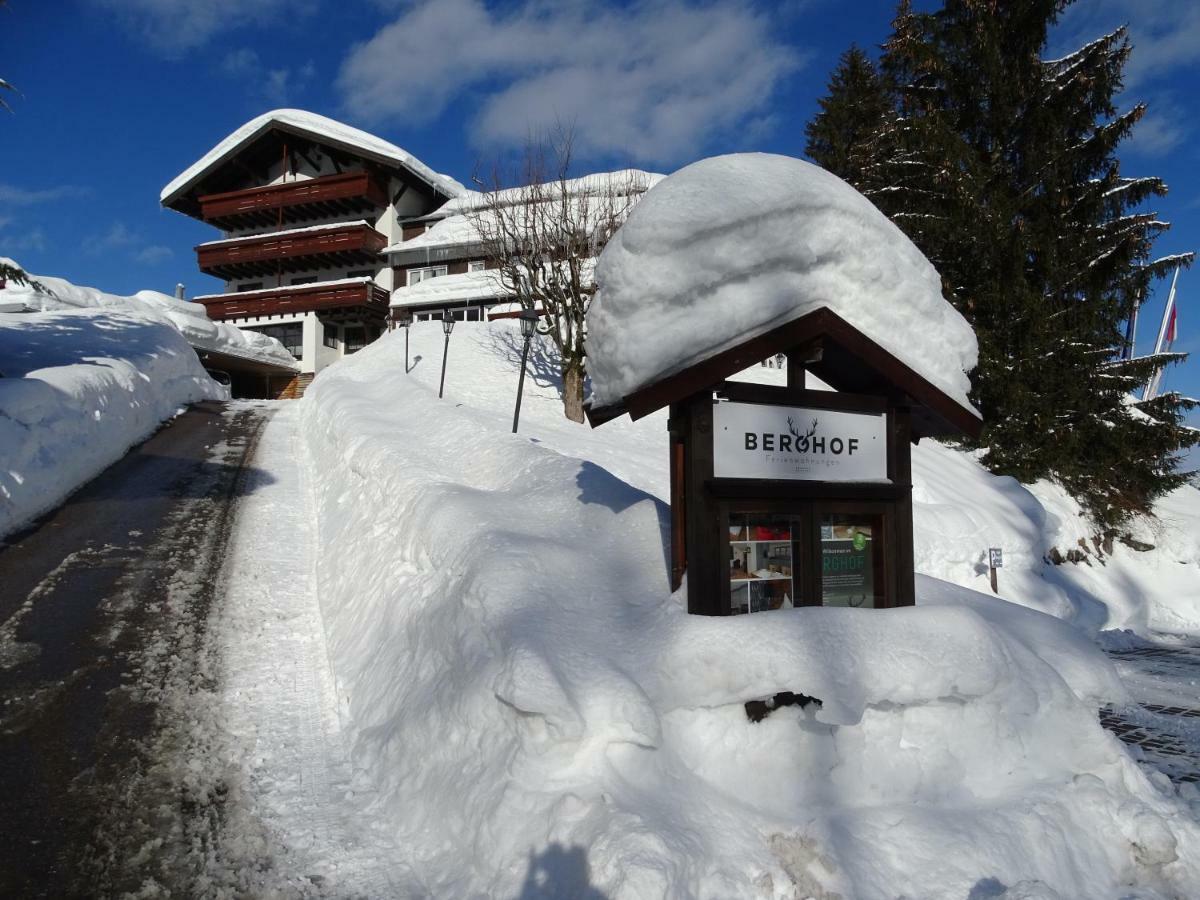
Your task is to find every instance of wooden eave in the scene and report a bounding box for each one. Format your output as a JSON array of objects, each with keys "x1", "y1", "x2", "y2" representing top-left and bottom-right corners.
[
  {"x1": 197, "y1": 171, "x2": 390, "y2": 230},
  {"x1": 586, "y1": 307, "x2": 982, "y2": 440},
  {"x1": 196, "y1": 281, "x2": 389, "y2": 321},
  {"x1": 195, "y1": 222, "x2": 387, "y2": 280},
  {"x1": 165, "y1": 125, "x2": 447, "y2": 220}
]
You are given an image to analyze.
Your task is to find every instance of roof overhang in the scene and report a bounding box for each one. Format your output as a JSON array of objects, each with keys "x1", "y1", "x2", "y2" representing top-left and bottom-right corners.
[
  {"x1": 162, "y1": 113, "x2": 460, "y2": 217},
  {"x1": 586, "y1": 307, "x2": 982, "y2": 441}
]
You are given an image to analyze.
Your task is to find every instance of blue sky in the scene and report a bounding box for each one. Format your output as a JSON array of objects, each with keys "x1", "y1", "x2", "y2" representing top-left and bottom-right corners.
[{"x1": 2, "y1": 0, "x2": 1198, "y2": 441}]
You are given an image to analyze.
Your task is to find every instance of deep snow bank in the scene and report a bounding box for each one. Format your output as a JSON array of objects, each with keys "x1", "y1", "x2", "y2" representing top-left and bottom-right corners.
[
  {"x1": 587, "y1": 153, "x2": 977, "y2": 410},
  {"x1": 0, "y1": 305, "x2": 224, "y2": 538},
  {"x1": 299, "y1": 321, "x2": 1200, "y2": 898},
  {"x1": 1, "y1": 261, "x2": 297, "y2": 370}
]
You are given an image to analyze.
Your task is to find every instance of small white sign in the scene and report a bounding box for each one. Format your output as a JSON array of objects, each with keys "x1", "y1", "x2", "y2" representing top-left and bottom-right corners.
[
  {"x1": 712, "y1": 401, "x2": 887, "y2": 482},
  {"x1": 989, "y1": 548, "x2": 1003, "y2": 569}
]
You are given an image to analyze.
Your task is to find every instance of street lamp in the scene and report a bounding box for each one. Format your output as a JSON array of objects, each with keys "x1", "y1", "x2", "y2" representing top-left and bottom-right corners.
[
  {"x1": 398, "y1": 314, "x2": 412, "y2": 373},
  {"x1": 438, "y1": 311, "x2": 455, "y2": 399},
  {"x1": 512, "y1": 308, "x2": 540, "y2": 433}
]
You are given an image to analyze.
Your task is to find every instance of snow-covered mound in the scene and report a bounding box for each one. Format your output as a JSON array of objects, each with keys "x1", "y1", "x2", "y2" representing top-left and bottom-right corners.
[
  {"x1": 587, "y1": 153, "x2": 978, "y2": 410},
  {"x1": 1, "y1": 263, "x2": 297, "y2": 370},
  {"x1": 0, "y1": 307, "x2": 224, "y2": 537},
  {"x1": 295, "y1": 320, "x2": 1200, "y2": 898},
  {"x1": 0, "y1": 261, "x2": 270, "y2": 537}
]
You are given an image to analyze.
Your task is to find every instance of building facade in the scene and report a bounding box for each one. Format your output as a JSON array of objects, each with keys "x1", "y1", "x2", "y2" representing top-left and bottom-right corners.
[
  {"x1": 163, "y1": 110, "x2": 657, "y2": 395},
  {"x1": 161, "y1": 110, "x2": 464, "y2": 394}
]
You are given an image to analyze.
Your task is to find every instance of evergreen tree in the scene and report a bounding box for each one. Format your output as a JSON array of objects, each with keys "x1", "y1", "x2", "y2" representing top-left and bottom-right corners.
[
  {"x1": 806, "y1": 0, "x2": 1197, "y2": 533},
  {"x1": 803, "y1": 45, "x2": 891, "y2": 181}
]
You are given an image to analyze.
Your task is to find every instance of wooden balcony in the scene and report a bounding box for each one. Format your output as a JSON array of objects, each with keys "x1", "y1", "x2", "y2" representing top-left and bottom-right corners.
[
  {"x1": 195, "y1": 280, "x2": 390, "y2": 321},
  {"x1": 197, "y1": 172, "x2": 390, "y2": 229},
  {"x1": 196, "y1": 222, "x2": 388, "y2": 279}
]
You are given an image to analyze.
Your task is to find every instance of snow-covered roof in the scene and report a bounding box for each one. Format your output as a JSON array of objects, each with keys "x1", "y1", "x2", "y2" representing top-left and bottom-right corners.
[
  {"x1": 161, "y1": 109, "x2": 467, "y2": 207},
  {"x1": 390, "y1": 269, "x2": 510, "y2": 309},
  {"x1": 587, "y1": 153, "x2": 980, "y2": 415},
  {"x1": 383, "y1": 214, "x2": 480, "y2": 256},
  {"x1": 197, "y1": 219, "x2": 376, "y2": 249},
  {"x1": 385, "y1": 170, "x2": 665, "y2": 257},
  {"x1": 435, "y1": 169, "x2": 663, "y2": 217}
]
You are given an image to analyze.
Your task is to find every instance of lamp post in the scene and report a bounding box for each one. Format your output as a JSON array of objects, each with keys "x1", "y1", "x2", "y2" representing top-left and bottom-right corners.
[
  {"x1": 399, "y1": 314, "x2": 411, "y2": 373},
  {"x1": 438, "y1": 312, "x2": 455, "y2": 399},
  {"x1": 512, "y1": 308, "x2": 540, "y2": 433}
]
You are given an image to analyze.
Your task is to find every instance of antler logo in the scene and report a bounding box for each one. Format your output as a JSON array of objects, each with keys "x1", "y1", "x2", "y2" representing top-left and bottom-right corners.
[{"x1": 787, "y1": 416, "x2": 818, "y2": 452}]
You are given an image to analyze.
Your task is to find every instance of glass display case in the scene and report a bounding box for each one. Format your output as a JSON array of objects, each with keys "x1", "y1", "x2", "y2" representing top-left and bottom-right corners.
[{"x1": 727, "y1": 514, "x2": 798, "y2": 614}]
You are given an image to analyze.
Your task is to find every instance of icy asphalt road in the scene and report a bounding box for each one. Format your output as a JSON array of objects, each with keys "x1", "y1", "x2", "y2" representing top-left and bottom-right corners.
[{"x1": 0, "y1": 400, "x2": 272, "y2": 897}]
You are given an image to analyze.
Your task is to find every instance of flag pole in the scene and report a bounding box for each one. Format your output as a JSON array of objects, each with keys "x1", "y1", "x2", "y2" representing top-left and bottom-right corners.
[{"x1": 1143, "y1": 265, "x2": 1181, "y2": 401}]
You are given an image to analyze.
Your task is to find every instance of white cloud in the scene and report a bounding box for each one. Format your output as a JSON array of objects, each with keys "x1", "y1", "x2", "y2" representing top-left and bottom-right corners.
[
  {"x1": 84, "y1": 222, "x2": 138, "y2": 256},
  {"x1": 336, "y1": 0, "x2": 804, "y2": 164},
  {"x1": 83, "y1": 223, "x2": 173, "y2": 266},
  {"x1": 1056, "y1": 1, "x2": 1200, "y2": 91},
  {"x1": 1125, "y1": 102, "x2": 1187, "y2": 158},
  {"x1": 94, "y1": 0, "x2": 317, "y2": 55},
  {"x1": 4, "y1": 227, "x2": 48, "y2": 253},
  {"x1": 0, "y1": 183, "x2": 85, "y2": 206},
  {"x1": 134, "y1": 245, "x2": 174, "y2": 265},
  {"x1": 219, "y1": 49, "x2": 316, "y2": 105}
]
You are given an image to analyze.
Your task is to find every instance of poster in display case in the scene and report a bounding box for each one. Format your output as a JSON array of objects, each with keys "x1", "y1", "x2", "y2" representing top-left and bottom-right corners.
[{"x1": 728, "y1": 515, "x2": 796, "y2": 614}]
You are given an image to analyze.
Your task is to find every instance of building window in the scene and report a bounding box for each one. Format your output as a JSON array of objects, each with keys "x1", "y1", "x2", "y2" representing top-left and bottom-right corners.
[
  {"x1": 323, "y1": 324, "x2": 338, "y2": 349},
  {"x1": 347, "y1": 269, "x2": 375, "y2": 278},
  {"x1": 246, "y1": 322, "x2": 303, "y2": 359},
  {"x1": 344, "y1": 326, "x2": 366, "y2": 353},
  {"x1": 468, "y1": 260, "x2": 486, "y2": 272},
  {"x1": 408, "y1": 266, "x2": 448, "y2": 286},
  {"x1": 238, "y1": 282, "x2": 263, "y2": 292},
  {"x1": 291, "y1": 275, "x2": 318, "y2": 286}
]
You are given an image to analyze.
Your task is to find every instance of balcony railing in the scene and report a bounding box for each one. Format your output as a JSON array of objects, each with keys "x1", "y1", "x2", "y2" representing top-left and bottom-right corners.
[
  {"x1": 197, "y1": 172, "x2": 390, "y2": 229},
  {"x1": 195, "y1": 279, "x2": 390, "y2": 321},
  {"x1": 196, "y1": 223, "x2": 388, "y2": 279}
]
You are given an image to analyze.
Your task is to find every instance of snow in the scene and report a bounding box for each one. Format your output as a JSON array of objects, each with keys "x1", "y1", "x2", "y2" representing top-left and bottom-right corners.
[
  {"x1": 0, "y1": 308, "x2": 223, "y2": 538},
  {"x1": 254, "y1": 318, "x2": 1200, "y2": 898},
  {"x1": 586, "y1": 153, "x2": 979, "y2": 412},
  {"x1": 196, "y1": 219, "x2": 375, "y2": 248},
  {"x1": 2, "y1": 260, "x2": 298, "y2": 370},
  {"x1": 0, "y1": 261, "x2": 296, "y2": 538},
  {"x1": 385, "y1": 170, "x2": 665, "y2": 256},
  {"x1": 389, "y1": 268, "x2": 509, "y2": 308},
  {"x1": 434, "y1": 169, "x2": 664, "y2": 218},
  {"x1": 382, "y1": 213, "x2": 479, "y2": 255},
  {"x1": 193, "y1": 275, "x2": 373, "y2": 302},
  {"x1": 160, "y1": 108, "x2": 466, "y2": 206}
]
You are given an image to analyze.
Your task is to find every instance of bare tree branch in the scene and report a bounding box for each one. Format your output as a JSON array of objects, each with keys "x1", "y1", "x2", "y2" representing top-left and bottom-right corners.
[{"x1": 468, "y1": 125, "x2": 649, "y2": 422}]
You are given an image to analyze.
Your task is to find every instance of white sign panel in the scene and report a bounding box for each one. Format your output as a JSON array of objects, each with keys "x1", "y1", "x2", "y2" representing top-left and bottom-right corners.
[{"x1": 713, "y1": 402, "x2": 887, "y2": 482}]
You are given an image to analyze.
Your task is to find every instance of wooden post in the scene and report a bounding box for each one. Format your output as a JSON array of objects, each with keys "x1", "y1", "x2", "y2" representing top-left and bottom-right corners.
[
  {"x1": 684, "y1": 392, "x2": 721, "y2": 614},
  {"x1": 990, "y1": 567, "x2": 998, "y2": 594},
  {"x1": 669, "y1": 403, "x2": 687, "y2": 591}
]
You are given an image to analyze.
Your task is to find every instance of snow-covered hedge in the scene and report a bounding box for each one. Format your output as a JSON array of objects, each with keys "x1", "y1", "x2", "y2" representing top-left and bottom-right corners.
[{"x1": 298, "y1": 322, "x2": 1200, "y2": 898}]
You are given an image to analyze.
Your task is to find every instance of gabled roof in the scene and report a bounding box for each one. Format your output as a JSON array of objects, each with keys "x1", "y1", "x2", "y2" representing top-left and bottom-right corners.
[
  {"x1": 160, "y1": 109, "x2": 466, "y2": 210},
  {"x1": 586, "y1": 307, "x2": 983, "y2": 441}
]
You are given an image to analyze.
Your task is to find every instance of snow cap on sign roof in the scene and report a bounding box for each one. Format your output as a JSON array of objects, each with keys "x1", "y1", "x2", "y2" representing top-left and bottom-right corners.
[
  {"x1": 160, "y1": 109, "x2": 467, "y2": 205},
  {"x1": 586, "y1": 153, "x2": 979, "y2": 412}
]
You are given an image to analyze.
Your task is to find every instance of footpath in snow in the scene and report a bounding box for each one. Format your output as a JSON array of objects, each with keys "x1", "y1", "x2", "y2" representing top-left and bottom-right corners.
[
  {"x1": 204, "y1": 319, "x2": 1200, "y2": 899},
  {"x1": 195, "y1": 402, "x2": 418, "y2": 896}
]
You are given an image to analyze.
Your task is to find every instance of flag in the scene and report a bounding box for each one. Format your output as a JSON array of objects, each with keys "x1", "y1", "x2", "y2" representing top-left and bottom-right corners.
[{"x1": 1166, "y1": 304, "x2": 1177, "y2": 347}]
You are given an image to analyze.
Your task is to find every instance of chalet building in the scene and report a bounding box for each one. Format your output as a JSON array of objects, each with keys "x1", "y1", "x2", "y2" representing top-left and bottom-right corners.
[
  {"x1": 161, "y1": 110, "x2": 464, "y2": 395},
  {"x1": 164, "y1": 109, "x2": 656, "y2": 395}
]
